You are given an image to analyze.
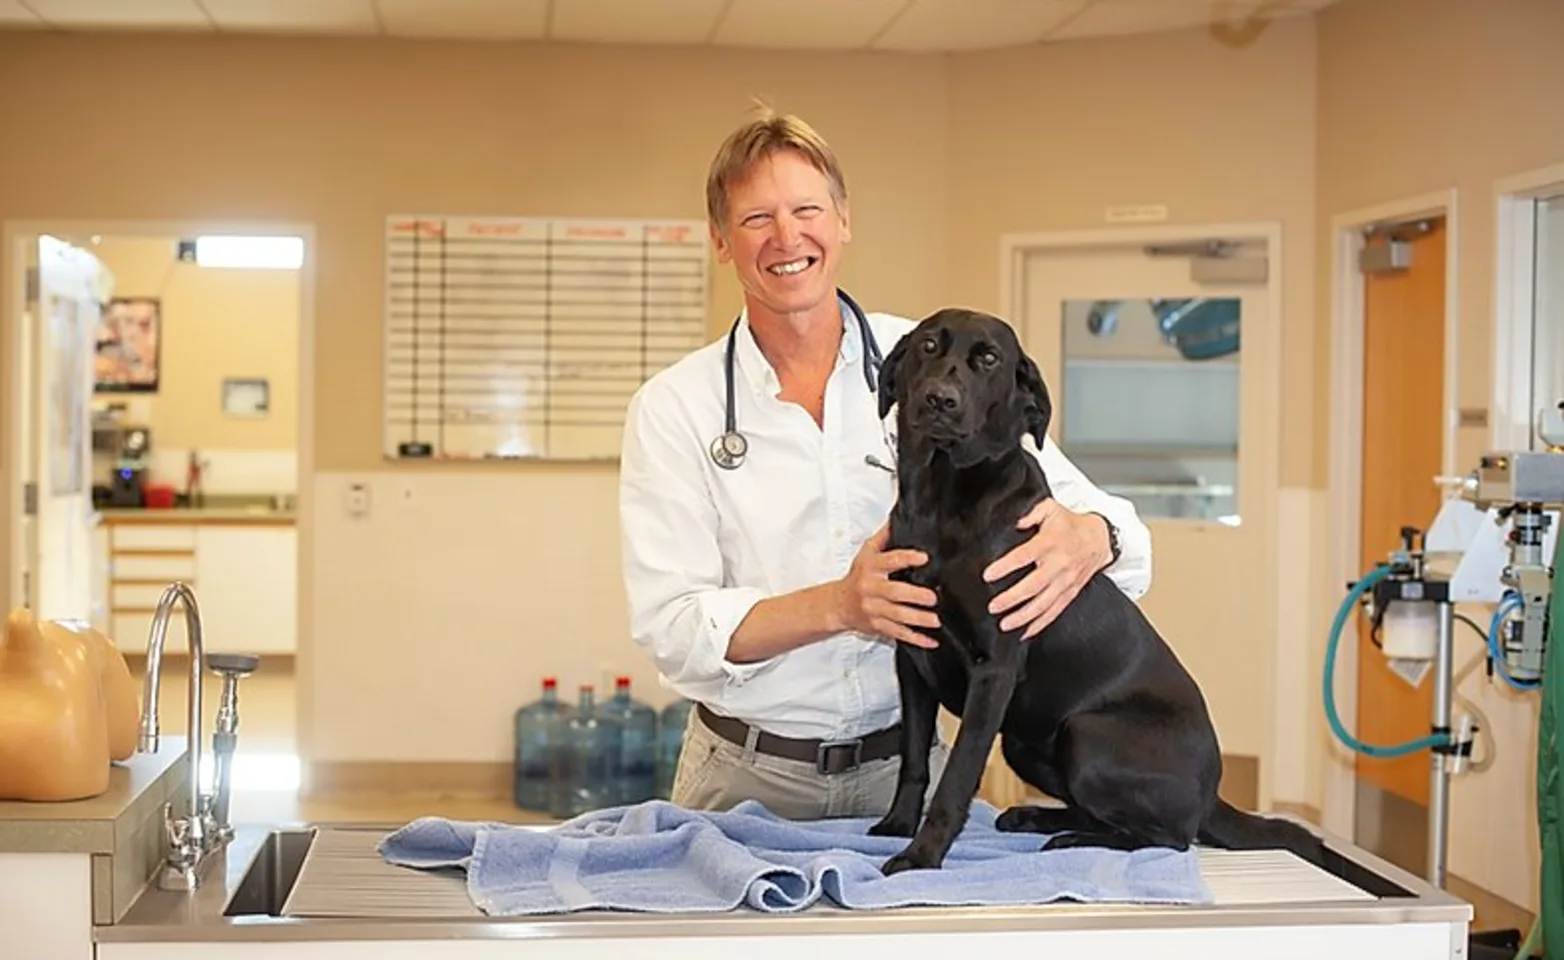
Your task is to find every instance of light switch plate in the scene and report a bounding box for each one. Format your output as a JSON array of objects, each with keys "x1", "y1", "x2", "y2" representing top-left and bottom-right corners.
[{"x1": 344, "y1": 482, "x2": 370, "y2": 517}]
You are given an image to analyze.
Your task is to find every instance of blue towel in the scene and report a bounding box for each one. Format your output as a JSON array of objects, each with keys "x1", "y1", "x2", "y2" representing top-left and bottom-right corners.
[{"x1": 377, "y1": 799, "x2": 1212, "y2": 915}]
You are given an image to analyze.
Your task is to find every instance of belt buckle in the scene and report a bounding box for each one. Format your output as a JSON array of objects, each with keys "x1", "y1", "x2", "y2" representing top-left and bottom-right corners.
[{"x1": 816, "y1": 738, "x2": 864, "y2": 775}]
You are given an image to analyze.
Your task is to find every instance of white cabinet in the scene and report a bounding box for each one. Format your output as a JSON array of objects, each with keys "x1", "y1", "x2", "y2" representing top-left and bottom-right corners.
[
  {"x1": 193, "y1": 525, "x2": 296, "y2": 656},
  {"x1": 105, "y1": 522, "x2": 199, "y2": 656},
  {"x1": 101, "y1": 519, "x2": 296, "y2": 656}
]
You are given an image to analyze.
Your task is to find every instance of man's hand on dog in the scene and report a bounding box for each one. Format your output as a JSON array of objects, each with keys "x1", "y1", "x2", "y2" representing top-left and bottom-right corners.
[
  {"x1": 982, "y1": 500, "x2": 1114, "y2": 640},
  {"x1": 833, "y1": 522, "x2": 941, "y2": 649}
]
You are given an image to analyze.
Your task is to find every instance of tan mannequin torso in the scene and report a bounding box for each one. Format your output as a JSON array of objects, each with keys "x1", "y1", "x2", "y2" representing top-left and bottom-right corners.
[{"x1": 0, "y1": 607, "x2": 140, "y2": 802}]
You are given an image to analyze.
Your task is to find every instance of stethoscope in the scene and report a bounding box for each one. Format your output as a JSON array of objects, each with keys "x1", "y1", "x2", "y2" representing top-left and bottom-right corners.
[{"x1": 710, "y1": 288, "x2": 888, "y2": 472}]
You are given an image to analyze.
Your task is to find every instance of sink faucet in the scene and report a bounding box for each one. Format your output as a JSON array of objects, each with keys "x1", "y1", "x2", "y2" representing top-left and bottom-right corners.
[{"x1": 138, "y1": 582, "x2": 260, "y2": 891}]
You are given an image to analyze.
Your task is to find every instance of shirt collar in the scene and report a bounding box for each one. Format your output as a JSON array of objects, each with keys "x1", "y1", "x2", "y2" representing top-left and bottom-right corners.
[{"x1": 733, "y1": 295, "x2": 863, "y2": 398}]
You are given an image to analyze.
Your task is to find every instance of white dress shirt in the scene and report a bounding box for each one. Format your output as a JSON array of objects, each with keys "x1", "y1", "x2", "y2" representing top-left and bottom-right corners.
[{"x1": 618, "y1": 305, "x2": 1152, "y2": 741}]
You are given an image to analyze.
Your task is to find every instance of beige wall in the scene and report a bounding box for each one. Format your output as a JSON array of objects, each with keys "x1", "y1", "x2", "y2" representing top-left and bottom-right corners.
[
  {"x1": 1314, "y1": 0, "x2": 1564, "y2": 482},
  {"x1": 89, "y1": 235, "x2": 300, "y2": 455},
  {"x1": 0, "y1": 30, "x2": 955, "y2": 778},
  {"x1": 0, "y1": 33, "x2": 951, "y2": 473},
  {"x1": 947, "y1": 23, "x2": 1318, "y2": 487}
]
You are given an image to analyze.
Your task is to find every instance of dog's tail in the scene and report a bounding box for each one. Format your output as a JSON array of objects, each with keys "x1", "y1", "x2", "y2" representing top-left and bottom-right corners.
[{"x1": 1197, "y1": 798, "x2": 1329, "y2": 868}]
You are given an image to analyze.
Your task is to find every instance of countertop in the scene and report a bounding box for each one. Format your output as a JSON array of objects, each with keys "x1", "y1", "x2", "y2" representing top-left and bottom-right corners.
[
  {"x1": 95, "y1": 507, "x2": 296, "y2": 525},
  {"x1": 0, "y1": 738, "x2": 190, "y2": 853}
]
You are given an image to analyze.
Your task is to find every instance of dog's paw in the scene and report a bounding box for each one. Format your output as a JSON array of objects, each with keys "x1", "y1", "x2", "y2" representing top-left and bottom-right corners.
[
  {"x1": 1040, "y1": 831, "x2": 1090, "y2": 851},
  {"x1": 879, "y1": 853, "x2": 917, "y2": 877},
  {"x1": 867, "y1": 814, "x2": 917, "y2": 838},
  {"x1": 997, "y1": 804, "x2": 1087, "y2": 835},
  {"x1": 994, "y1": 807, "x2": 1033, "y2": 833},
  {"x1": 879, "y1": 842, "x2": 943, "y2": 875}
]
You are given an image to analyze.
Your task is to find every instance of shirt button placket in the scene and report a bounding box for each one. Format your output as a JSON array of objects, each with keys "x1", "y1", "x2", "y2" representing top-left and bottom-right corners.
[{"x1": 821, "y1": 370, "x2": 861, "y2": 737}]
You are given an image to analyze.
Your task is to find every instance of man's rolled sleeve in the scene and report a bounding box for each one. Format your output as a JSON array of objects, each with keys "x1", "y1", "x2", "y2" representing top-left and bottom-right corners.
[
  {"x1": 1031, "y1": 435, "x2": 1154, "y2": 600},
  {"x1": 618, "y1": 381, "x2": 779, "y2": 689}
]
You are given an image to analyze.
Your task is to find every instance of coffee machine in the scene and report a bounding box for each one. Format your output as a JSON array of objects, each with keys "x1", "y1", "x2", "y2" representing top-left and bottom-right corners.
[{"x1": 100, "y1": 425, "x2": 150, "y2": 508}]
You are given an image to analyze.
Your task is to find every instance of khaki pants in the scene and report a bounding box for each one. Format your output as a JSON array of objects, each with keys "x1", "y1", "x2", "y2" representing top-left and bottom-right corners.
[{"x1": 671, "y1": 706, "x2": 951, "y2": 820}]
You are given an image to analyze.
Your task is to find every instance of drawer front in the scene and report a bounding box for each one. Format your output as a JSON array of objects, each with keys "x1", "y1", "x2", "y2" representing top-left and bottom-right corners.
[
  {"x1": 111, "y1": 611, "x2": 189, "y2": 654},
  {"x1": 111, "y1": 554, "x2": 197, "y2": 582},
  {"x1": 109, "y1": 524, "x2": 197, "y2": 551},
  {"x1": 111, "y1": 582, "x2": 182, "y2": 610}
]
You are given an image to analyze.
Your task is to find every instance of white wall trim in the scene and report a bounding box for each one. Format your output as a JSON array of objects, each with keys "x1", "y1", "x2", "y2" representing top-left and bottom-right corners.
[
  {"x1": 4, "y1": 229, "x2": 29, "y2": 612},
  {"x1": 1322, "y1": 189, "x2": 1460, "y2": 841},
  {"x1": 999, "y1": 220, "x2": 1287, "y2": 811},
  {"x1": 1, "y1": 216, "x2": 317, "y2": 757},
  {"x1": 1492, "y1": 162, "x2": 1564, "y2": 452}
]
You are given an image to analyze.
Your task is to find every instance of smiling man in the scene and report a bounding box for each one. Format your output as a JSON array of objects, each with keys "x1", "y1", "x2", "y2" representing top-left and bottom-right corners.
[{"x1": 616, "y1": 107, "x2": 1153, "y2": 820}]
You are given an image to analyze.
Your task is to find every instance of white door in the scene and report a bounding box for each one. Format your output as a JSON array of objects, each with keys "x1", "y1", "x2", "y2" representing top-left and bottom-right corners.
[
  {"x1": 1017, "y1": 239, "x2": 1280, "y2": 803},
  {"x1": 15, "y1": 235, "x2": 111, "y2": 621}
]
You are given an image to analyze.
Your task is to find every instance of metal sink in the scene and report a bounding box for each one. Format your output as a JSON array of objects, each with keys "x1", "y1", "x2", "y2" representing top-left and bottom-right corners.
[{"x1": 223, "y1": 827, "x2": 316, "y2": 917}]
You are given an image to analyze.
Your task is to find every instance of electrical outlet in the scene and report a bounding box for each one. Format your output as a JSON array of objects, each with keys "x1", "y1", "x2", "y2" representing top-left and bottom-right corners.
[{"x1": 344, "y1": 482, "x2": 370, "y2": 518}]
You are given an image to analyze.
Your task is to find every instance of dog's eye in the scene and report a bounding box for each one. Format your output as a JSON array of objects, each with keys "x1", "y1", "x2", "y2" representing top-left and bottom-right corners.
[
  {"x1": 920, "y1": 337, "x2": 938, "y2": 354},
  {"x1": 976, "y1": 350, "x2": 999, "y2": 368}
]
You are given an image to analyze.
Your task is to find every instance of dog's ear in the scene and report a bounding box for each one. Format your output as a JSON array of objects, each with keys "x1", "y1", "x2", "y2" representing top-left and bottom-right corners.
[
  {"x1": 877, "y1": 332, "x2": 911, "y2": 420},
  {"x1": 1015, "y1": 352, "x2": 1052, "y2": 448}
]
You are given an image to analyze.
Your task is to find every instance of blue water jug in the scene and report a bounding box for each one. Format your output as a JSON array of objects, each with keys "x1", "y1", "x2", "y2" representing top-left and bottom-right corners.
[
  {"x1": 603, "y1": 676, "x2": 658, "y2": 805},
  {"x1": 656, "y1": 698, "x2": 694, "y2": 799},
  {"x1": 512, "y1": 677, "x2": 569, "y2": 811},
  {"x1": 549, "y1": 684, "x2": 622, "y2": 818}
]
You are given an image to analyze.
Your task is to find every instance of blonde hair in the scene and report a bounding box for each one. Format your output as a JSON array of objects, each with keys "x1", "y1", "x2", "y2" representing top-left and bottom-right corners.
[{"x1": 705, "y1": 101, "x2": 848, "y2": 233}]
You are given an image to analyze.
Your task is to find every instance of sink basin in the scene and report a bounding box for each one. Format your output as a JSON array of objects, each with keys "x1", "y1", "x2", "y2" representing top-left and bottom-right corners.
[{"x1": 224, "y1": 828, "x2": 316, "y2": 917}]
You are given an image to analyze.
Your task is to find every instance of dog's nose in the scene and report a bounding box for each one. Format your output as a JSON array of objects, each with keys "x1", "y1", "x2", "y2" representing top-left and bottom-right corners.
[{"x1": 923, "y1": 383, "x2": 960, "y2": 412}]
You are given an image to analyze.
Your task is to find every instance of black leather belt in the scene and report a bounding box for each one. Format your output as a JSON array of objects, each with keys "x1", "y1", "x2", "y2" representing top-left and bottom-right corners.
[{"x1": 696, "y1": 703, "x2": 901, "y2": 775}]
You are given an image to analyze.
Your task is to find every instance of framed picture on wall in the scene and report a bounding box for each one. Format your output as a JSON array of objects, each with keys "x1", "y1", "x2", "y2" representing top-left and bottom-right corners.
[{"x1": 95, "y1": 296, "x2": 161, "y2": 392}]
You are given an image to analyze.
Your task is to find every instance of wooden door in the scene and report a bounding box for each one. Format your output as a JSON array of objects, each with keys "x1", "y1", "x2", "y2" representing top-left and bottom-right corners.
[{"x1": 1355, "y1": 217, "x2": 1447, "y2": 808}]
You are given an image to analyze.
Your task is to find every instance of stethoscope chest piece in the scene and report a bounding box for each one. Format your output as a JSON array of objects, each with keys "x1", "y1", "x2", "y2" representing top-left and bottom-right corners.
[
  {"x1": 710, "y1": 288, "x2": 879, "y2": 472},
  {"x1": 711, "y1": 431, "x2": 748, "y2": 470}
]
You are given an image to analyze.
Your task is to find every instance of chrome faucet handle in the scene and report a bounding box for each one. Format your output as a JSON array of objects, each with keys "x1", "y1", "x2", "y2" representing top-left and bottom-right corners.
[{"x1": 158, "y1": 802, "x2": 203, "y2": 891}]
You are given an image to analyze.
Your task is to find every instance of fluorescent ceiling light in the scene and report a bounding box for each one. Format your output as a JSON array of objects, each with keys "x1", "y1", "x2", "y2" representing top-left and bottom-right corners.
[{"x1": 194, "y1": 235, "x2": 304, "y2": 270}]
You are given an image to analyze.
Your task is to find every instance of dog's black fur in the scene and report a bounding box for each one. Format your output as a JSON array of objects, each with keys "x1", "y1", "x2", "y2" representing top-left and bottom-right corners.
[{"x1": 864, "y1": 307, "x2": 1326, "y2": 876}]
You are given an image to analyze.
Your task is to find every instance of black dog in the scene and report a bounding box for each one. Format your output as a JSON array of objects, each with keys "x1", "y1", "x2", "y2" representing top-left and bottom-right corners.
[{"x1": 865, "y1": 307, "x2": 1325, "y2": 876}]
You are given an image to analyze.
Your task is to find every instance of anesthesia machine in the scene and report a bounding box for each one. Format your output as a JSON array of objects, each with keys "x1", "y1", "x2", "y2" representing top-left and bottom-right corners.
[{"x1": 1324, "y1": 407, "x2": 1564, "y2": 959}]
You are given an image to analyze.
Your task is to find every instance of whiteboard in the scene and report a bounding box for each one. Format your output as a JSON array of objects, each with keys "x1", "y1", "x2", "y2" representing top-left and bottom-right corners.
[{"x1": 382, "y1": 215, "x2": 710, "y2": 462}]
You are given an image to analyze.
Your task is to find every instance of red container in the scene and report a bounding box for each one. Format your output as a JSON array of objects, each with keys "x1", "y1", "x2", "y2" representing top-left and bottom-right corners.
[{"x1": 142, "y1": 484, "x2": 176, "y2": 509}]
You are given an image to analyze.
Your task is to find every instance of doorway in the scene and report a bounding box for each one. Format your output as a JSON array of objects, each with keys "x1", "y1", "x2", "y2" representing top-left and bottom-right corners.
[
  {"x1": 1323, "y1": 190, "x2": 1459, "y2": 880},
  {"x1": 1001, "y1": 223, "x2": 1284, "y2": 812},
  {"x1": 1352, "y1": 215, "x2": 1449, "y2": 875},
  {"x1": 3, "y1": 218, "x2": 316, "y2": 815}
]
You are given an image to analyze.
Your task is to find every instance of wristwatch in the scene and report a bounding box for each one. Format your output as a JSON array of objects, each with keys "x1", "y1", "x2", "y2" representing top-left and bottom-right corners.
[{"x1": 1090, "y1": 512, "x2": 1122, "y2": 569}]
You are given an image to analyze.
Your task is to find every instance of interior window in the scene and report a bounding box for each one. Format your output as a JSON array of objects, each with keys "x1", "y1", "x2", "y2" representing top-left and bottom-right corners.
[
  {"x1": 1530, "y1": 194, "x2": 1564, "y2": 448},
  {"x1": 1059, "y1": 297, "x2": 1240, "y2": 523}
]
